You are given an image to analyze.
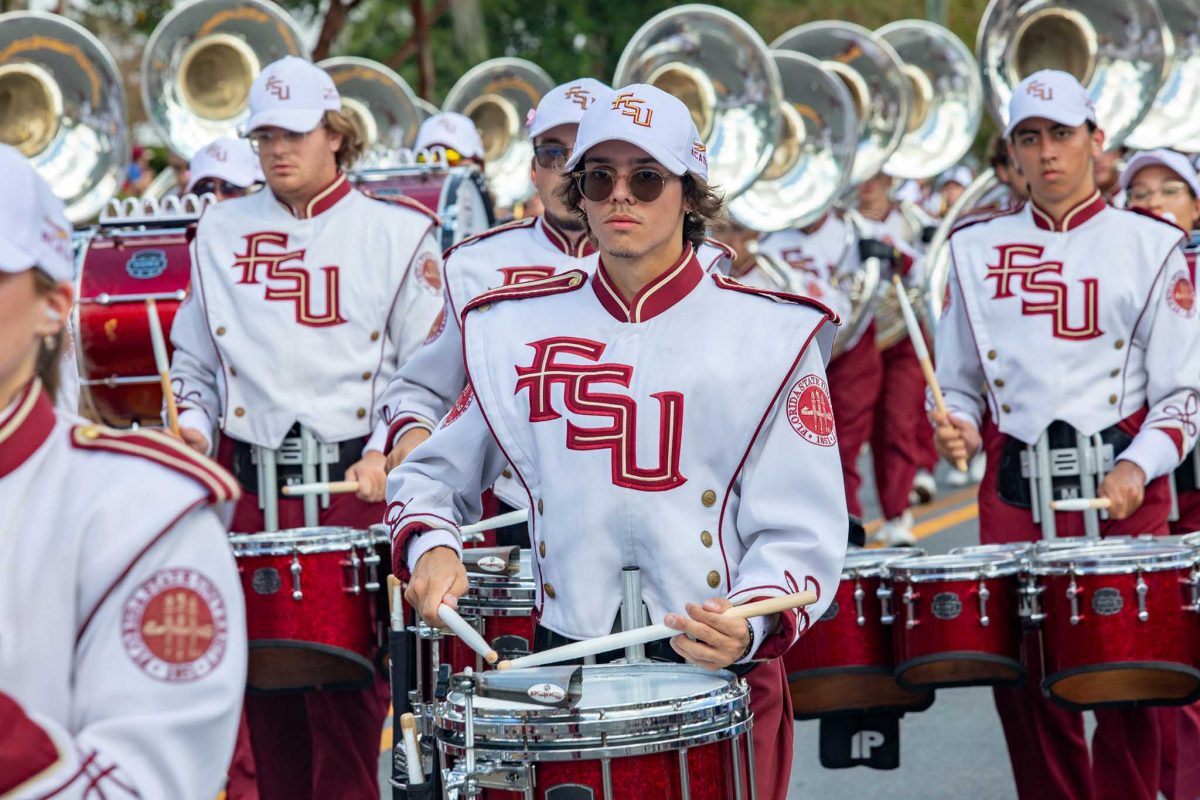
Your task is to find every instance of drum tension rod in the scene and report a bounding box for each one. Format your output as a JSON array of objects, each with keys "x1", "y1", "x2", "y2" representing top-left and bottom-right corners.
[
  {"x1": 1067, "y1": 566, "x2": 1082, "y2": 626},
  {"x1": 290, "y1": 548, "x2": 303, "y2": 601},
  {"x1": 1135, "y1": 566, "x2": 1149, "y2": 623},
  {"x1": 977, "y1": 574, "x2": 991, "y2": 627},
  {"x1": 853, "y1": 575, "x2": 866, "y2": 627},
  {"x1": 903, "y1": 585, "x2": 918, "y2": 630}
]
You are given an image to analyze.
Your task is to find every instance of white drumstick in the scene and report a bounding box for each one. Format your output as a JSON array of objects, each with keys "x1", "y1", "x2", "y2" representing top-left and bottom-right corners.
[
  {"x1": 460, "y1": 508, "x2": 530, "y2": 536},
  {"x1": 1050, "y1": 497, "x2": 1113, "y2": 512},
  {"x1": 497, "y1": 592, "x2": 818, "y2": 671},
  {"x1": 145, "y1": 299, "x2": 180, "y2": 437},
  {"x1": 281, "y1": 480, "x2": 359, "y2": 496},
  {"x1": 439, "y1": 603, "x2": 498, "y2": 665}
]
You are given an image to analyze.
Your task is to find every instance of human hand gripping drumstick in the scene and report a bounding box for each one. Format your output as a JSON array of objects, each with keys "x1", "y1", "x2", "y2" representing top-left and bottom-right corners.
[
  {"x1": 892, "y1": 275, "x2": 968, "y2": 472},
  {"x1": 145, "y1": 299, "x2": 180, "y2": 437},
  {"x1": 496, "y1": 592, "x2": 817, "y2": 670}
]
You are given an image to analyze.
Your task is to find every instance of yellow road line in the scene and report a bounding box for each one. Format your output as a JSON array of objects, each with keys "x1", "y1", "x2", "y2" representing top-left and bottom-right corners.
[
  {"x1": 382, "y1": 724, "x2": 392, "y2": 752},
  {"x1": 864, "y1": 485, "x2": 978, "y2": 533},
  {"x1": 913, "y1": 501, "x2": 979, "y2": 541}
]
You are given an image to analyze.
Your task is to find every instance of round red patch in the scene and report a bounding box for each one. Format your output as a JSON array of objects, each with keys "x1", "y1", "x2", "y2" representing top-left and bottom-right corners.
[
  {"x1": 419, "y1": 254, "x2": 442, "y2": 293},
  {"x1": 122, "y1": 568, "x2": 228, "y2": 682},
  {"x1": 441, "y1": 384, "x2": 474, "y2": 429},
  {"x1": 424, "y1": 306, "x2": 447, "y2": 344},
  {"x1": 786, "y1": 374, "x2": 837, "y2": 447},
  {"x1": 1167, "y1": 271, "x2": 1195, "y2": 318}
]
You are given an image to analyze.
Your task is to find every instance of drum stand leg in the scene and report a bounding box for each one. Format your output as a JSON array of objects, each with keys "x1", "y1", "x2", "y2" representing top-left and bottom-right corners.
[
  {"x1": 300, "y1": 427, "x2": 320, "y2": 528},
  {"x1": 1031, "y1": 433, "x2": 1057, "y2": 540},
  {"x1": 1076, "y1": 430, "x2": 1101, "y2": 539},
  {"x1": 743, "y1": 709, "x2": 758, "y2": 800},
  {"x1": 257, "y1": 447, "x2": 280, "y2": 533},
  {"x1": 730, "y1": 731, "x2": 745, "y2": 800},
  {"x1": 621, "y1": 566, "x2": 648, "y2": 663}
]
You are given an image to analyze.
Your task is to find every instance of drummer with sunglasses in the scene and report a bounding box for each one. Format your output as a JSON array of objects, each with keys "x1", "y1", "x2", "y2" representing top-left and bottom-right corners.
[
  {"x1": 0, "y1": 145, "x2": 247, "y2": 799},
  {"x1": 167, "y1": 56, "x2": 443, "y2": 800},
  {"x1": 414, "y1": 111, "x2": 486, "y2": 171},
  {"x1": 933, "y1": 71, "x2": 1200, "y2": 800},
  {"x1": 186, "y1": 137, "x2": 264, "y2": 201},
  {"x1": 388, "y1": 84, "x2": 847, "y2": 800}
]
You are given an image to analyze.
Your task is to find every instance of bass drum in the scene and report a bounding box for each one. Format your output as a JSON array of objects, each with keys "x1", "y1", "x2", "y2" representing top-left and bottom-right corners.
[
  {"x1": 73, "y1": 213, "x2": 195, "y2": 427},
  {"x1": 354, "y1": 165, "x2": 494, "y2": 252}
]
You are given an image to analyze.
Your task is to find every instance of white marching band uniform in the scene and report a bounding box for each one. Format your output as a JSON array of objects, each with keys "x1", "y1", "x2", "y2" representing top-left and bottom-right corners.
[
  {"x1": 386, "y1": 248, "x2": 847, "y2": 656},
  {"x1": 937, "y1": 194, "x2": 1200, "y2": 479},
  {"x1": 0, "y1": 381, "x2": 246, "y2": 799},
  {"x1": 169, "y1": 173, "x2": 444, "y2": 455}
]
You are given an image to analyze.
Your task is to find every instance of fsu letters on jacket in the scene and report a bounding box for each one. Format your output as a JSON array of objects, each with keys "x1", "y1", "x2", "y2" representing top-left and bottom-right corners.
[
  {"x1": 0, "y1": 381, "x2": 247, "y2": 799},
  {"x1": 387, "y1": 245, "x2": 848, "y2": 658},
  {"x1": 938, "y1": 194, "x2": 1199, "y2": 480},
  {"x1": 170, "y1": 173, "x2": 443, "y2": 452}
]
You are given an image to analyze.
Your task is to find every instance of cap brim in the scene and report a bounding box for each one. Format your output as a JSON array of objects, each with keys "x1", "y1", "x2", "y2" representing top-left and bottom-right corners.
[
  {"x1": 1003, "y1": 109, "x2": 1091, "y2": 137},
  {"x1": 0, "y1": 239, "x2": 36, "y2": 275},
  {"x1": 564, "y1": 133, "x2": 692, "y2": 177},
  {"x1": 1120, "y1": 153, "x2": 1200, "y2": 195},
  {"x1": 245, "y1": 108, "x2": 324, "y2": 134}
]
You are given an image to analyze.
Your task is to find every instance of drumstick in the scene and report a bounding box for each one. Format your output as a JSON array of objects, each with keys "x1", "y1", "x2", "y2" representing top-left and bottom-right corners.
[
  {"x1": 400, "y1": 713, "x2": 425, "y2": 785},
  {"x1": 145, "y1": 298, "x2": 180, "y2": 437},
  {"x1": 387, "y1": 575, "x2": 403, "y2": 631},
  {"x1": 892, "y1": 275, "x2": 967, "y2": 473},
  {"x1": 497, "y1": 591, "x2": 818, "y2": 671},
  {"x1": 460, "y1": 508, "x2": 529, "y2": 537},
  {"x1": 1049, "y1": 497, "x2": 1113, "y2": 512},
  {"x1": 281, "y1": 480, "x2": 359, "y2": 496},
  {"x1": 439, "y1": 603, "x2": 498, "y2": 665}
]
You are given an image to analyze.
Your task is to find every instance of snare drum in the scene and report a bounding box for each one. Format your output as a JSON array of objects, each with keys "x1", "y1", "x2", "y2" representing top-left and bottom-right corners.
[
  {"x1": 74, "y1": 224, "x2": 192, "y2": 426},
  {"x1": 353, "y1": 165, "x2": 493, "y2": 250},
  {"x1": 230, "y1": 527, "x2": 386, "y2": 691},
  {"x1": 889, "y1": 553, "x2": 1025, "y2": 690},
  {"x1": 785, "y1": 547, "x2": 933, "y2": 717},
  {"x1": 436, "y1": 663, "x2": 754, "y2": 800},
  {"x1": 1030, "y1": 543, "x2": 1200, "y2": 709},
  {"x1": 442, "y1": 550, "x2": 535, "y2": 673}
]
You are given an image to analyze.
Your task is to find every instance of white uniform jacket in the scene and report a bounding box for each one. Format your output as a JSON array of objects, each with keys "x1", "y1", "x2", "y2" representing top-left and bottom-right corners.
[
  {"x1": 859, "y1": 204, "x2": 924, "y2": 287},
  {"x1": 936, "y1": 193, "x2": 1200, "y2": 480},
  {"x1": 169, "y1": 173, "x2": 443, "y2": 453},
  {"x1": 373, "y1": 219, "x2": 734, "y2": 505},
  {"x1": 386, "y1": 247, "x2": 848, "y2": 661},
  {"x1": 0, "y1": 380, "x2": 247, "y2": 799}
]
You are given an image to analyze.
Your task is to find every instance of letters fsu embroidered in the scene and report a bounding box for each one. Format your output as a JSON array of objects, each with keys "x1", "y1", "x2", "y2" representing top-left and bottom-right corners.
[
  {"x1": 232, "y1": 232, "x2": 348, "y2": 327},
  {"x1": 986, "y1": 243, "x2": 1102, "y2": 340},
  {"x1": 514, "y1": 337, "x2": 686, "y2": 491},
  {"x1": 498, "y1": 266, "x2": 557, "y2": 286}
]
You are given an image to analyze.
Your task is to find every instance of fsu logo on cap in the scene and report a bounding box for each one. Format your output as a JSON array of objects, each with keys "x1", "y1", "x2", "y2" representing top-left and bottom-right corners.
[
  {"x1": 203, "y1": 143, "x2": 227, "y2": 161},
  {"x1": 612, "y1": 93, "x2": 653, "y2": 128},
  {"x1": 266, "y1": 75, "x2": 291, "y2": 101},
  {"x1": 564, "y1": 86, "x2": 594, "y2": 110},
  {"x1": 787, "y1": 374, "x2": 837, "y2": 447},
  {"x1": 1026, "y1": 80, "x2": 1053, "y2": 101},
  {"x1": 121, "y1": 568, "x2": 229, "y2": 682}
]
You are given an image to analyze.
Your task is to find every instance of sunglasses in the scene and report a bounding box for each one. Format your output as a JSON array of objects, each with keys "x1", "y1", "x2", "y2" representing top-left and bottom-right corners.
[
  {"x1": 246, "y1": 126, "x2": 321, "y2": 153},
  {"x1": 534, "y1": 143, "x2": 571, "y2": 172},
  {"x1": 417, "y1": 147, "x2": 463, "y2": 166},
  {"x1": 192, "y1": 179, "x2": 250, "y2": 197},
  {"x1": 574, "y1": 167, "x2": 673, "y2": 203}
]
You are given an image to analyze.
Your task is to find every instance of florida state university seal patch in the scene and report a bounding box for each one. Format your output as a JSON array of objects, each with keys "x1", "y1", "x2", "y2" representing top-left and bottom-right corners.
[
  {"x1": 1167, "y1": 270, "x2": 1195, "y2": 318},
  {"x1": 787, "y1": 374, "x2": 837, "y2": 447},
  {"x1": 121, "y1": 568, "x2": 229, "y2": 682}
]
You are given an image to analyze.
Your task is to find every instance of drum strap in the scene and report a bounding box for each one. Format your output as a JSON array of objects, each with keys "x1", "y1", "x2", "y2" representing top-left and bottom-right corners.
[
  {"x1": 997, "y1": 421, "x2": 1131, "y2": 510},
  {"x1": 1175, "y1": 446, "x2": 1199, "y2": 495},
  {"x1": 229, "y1": 425, "x2": 364, "y2": 508}
]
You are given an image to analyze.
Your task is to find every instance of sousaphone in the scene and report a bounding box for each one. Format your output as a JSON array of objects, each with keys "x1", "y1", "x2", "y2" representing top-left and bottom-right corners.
[
  {"x1": 442, "y1": 57, "x2": 554, "y2": 210},
  {"x1": 142, "y1": 0, "x2": 309, "y2": 160},
  {"x1": 0, "y1": 11, "x2": 129, "y2": 223},
  {"x1": 1125, "y1": 0, "x2": 1200, "y2": 149},
  {"x1": 614, "y1": 4, "x2": 783, "y2": 199},
  {"x1": 320, "y1": 56, "x2": 422, "y2": 165}
]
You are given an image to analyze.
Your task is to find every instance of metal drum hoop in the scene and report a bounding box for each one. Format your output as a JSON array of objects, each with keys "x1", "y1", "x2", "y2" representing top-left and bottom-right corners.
[
  {"x1": 1031, "y1": 544, "x2": 1195, "y2": 576},
  {"x1": 229, "y1": 526, "x2": 365, "y2": 556},
  {"x1": 888, "y1": 553, "x2": 1021, "y2": 583}
]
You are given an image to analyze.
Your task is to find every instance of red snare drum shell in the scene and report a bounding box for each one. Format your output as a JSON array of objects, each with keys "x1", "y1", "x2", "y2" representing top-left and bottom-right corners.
[
  {"x1": 890, "y1": 555, "x2": 1025, "y2": 690},
  {"x1": 1034, "y1": 544, "x2": 1200, "y2": 710}
]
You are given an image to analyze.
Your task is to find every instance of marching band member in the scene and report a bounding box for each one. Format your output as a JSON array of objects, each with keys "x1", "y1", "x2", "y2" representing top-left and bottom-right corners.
[
  {"x1": 933, "y1": 70, "x2": 1200, "y2": 800},
  {"x1": 168, "y1": 56, "x2": 442, "y2": 799},
  {"x1": 856, "y1": 172, "x2": 927, "y2": 543},
  {"x1": 388, "y1": 84, "x2": 848, "y2": 800},
  {"x1": 0, "y1": 145, "x2": 247, "y2": 799},
  {"x1": 414, "y1": 111, "x2": 486, "y2": 171},
  {"x1": 1121, "y1": 149, "x2": 1200, "y2": 800},
  {"x1": 187, "y1": 137, "x2": 265, "y2": 201},
  {"x1": 935, "y1": 165, "x2": 974, "y2": 216}
]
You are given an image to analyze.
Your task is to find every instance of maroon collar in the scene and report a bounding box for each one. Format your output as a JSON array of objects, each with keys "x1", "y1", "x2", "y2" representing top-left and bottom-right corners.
[
  {"x1": 276, "y1": 173, "x2": 353, "y2": 220},
  {"x1": 591, "y1": 245, "x2": 702, "y2": 323},
  {"x1": 0, "y1": 380, "x2": 56, "y2": 479},
  {"x1": 539, "y1": 217, "x2": 595, "y2": 258},
  {"x1": 1029, "y1": 191, "x2": 1106, "y2": 233}
]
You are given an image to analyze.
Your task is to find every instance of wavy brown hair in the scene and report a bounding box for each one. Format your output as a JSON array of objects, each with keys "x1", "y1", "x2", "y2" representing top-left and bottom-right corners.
[
  {"x1": 560, "y1": 170, "x2": 726, "y2": 250},
  {"x1": 325, "y1": 109, "x2": 365, "y2": 171}
]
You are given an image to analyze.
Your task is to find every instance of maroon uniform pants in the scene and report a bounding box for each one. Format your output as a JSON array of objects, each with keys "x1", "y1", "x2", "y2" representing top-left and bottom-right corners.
[
  {"x1": 1172, "y1": 489, "x2": 1200, "y2": 536},
  {"x1": 978, "y1": 417, "x2": 1171, "y2": 800},
  {"x1": 870, "y1": 338, "x2": 928, "y2": 519},
  {"x1": 746, "y1": 659, "x2": 794, "y2": 800},
  {"x1": 220, "y1": 440, "x2": 389, "y2": 800},
  {"x1": 827, "y1": 325, "x2": 883, "y2": 518}
]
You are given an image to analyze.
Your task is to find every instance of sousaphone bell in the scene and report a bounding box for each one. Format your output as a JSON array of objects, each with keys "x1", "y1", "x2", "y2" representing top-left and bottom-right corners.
[{"x1": 319, "y1": 56, "x2": 422, "y2": 165}]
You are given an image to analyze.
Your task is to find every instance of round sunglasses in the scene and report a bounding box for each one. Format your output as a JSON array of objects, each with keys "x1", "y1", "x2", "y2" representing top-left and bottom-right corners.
[
  {"x1": 534, "y1": 143, "x2": 571, "y2": 172},
  {"x1": 574, "y1": 167, "x2": 673, "y2": 203},
  {"x1": 192, "y1": 179, "x2": 252, "y2": 197}
]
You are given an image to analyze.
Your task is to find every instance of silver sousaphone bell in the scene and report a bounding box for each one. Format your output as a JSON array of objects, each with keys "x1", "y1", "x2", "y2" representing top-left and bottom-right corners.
[
  {"x1": 141, "y1": 0, "x2": 309, "y2": 159},
  {"x1": 319, "y1": 56, "x2": 423, "y2": 165},
  {"x1": 0, "y1": 11, "x2": 129, "y2": 223},
  {"x1": 614, "y1": 4, "x2": 783, "y2": 199},
  {"x1": 1126, "y1": 0, "x2": 1200, "y2": 150}
]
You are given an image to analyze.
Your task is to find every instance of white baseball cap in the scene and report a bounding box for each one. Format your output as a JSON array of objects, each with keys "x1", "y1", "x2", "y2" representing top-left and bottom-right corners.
[
  {"x1": 1005, "y1": 69, "x2": 1097, "y2": 137},
  {"x1": 528, "y1": 78, "x2": 613, "y2": 138},
  {"x1": 564, "y1": 84, "x2": 708, "y2": 181},
  {"x1": 937, "y1": 165, "x2": 974, "y2": 190},
  {"x1": 414, "y1": 112, "x2": 485, "y2": 160},
  {"x1": 0, "y1": 144, "x2": 73, "y2": 283},
  {"x1": 246, "y1": 56, "x2": 341, "y2": 134},
  {"x1": 186, "y1": 137, "x2": 265, "y2": 192},
  {"x1": 1120, "y1": 149, "x2": 1200, "y2": 197}
]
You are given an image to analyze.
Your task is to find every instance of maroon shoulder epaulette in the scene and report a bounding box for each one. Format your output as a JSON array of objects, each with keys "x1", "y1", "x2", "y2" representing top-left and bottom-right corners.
[
  {"x1": 950, "y1": 203, "x2": 1023, "y2": 238},
  {"x1": 359, "y1": 189, "x2": 442, "y2": 227},
  {"x1": 70, "y1": 425, "x2": 240, "y2": 504},
  {"x1": 463, "y1": 269, "x2": 588, "y2": 316},
  {"x1": 444, "y1": 217, "x2": 536, "y2": 259},
  {"x1": 703, "y1": 236, "x2": 737, "y2": 260},
  {"x1": 710, "y1": 274, "x2": 841, "y2": 324},
  {"x1": 1124, "y1": 206, "x2": 1189, "y2": 236}
]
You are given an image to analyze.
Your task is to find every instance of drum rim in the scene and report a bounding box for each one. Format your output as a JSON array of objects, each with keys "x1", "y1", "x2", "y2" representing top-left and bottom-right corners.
[
  {"x1": 229, "y1": 526, "x2": 370, "y2": 554},
  {"x1": 1031, "y1": 543, "x2": 1196, "y2": 574},
  {"x1": 842, "y1": 546, "x2": 926, "y2": 577},
  {"x1": 888, "y1": 552, "x2": 1021, "y2": 581}
]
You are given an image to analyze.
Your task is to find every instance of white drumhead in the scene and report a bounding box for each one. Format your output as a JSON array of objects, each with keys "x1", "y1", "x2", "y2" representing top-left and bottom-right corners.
[{"x1": 465, "y1": 664, "x2": 731, "y2": 713}]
